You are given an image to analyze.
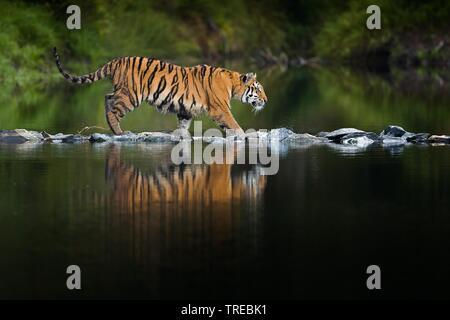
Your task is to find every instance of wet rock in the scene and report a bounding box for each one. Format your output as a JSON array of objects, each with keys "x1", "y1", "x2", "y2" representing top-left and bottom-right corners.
[
  {"x1": 0, "y1": 129, "x2": 43, "y2": 143},
  {"x1": 406, "y1": 133, "x2": 431, "y2": 143},
  {"x1": 341, "y1": 132, "x2": 379, "y2": 147},
  {"x1": 0, "y1": 130, "x2": 28, "y2": 144},
  {"x1": 428, "y1": 135, "x2": 450, "y2": 143},
  {"x1": 42, "y1": 132, "x2": 81, "y2": 143},
  {"x1": 380, "y1": 125, "x2": 407, "y2": 138},
  {"x1": 139, "y1": 132, "x2": 180, "y2": 142},
  {"x1": 267, "y1": 128, "x2": 295, "y2": 141},
  {"x1": 289, "y1": 133, "x2": 328, "y2": 144},
  {"x1": 2, "y1": 127, "x2": 449, "y2": 149},
  {"x1": 341, "y1": 132, "x2": 379, "y2": 142},
  {"x1": 202, "y1": 136, "x2": 228, "y2": 144},
  {"x1": 89, "y1": 132, "x2": 179, "y2": 143},
  {"x1": 89, "y1": 133, "x2": 112, "y2": 142},
  {"x1": 379, "y1": 125, "x2": 416, "y2": 141},
  {"x1": 244, "y1": 131, "x2": 265, "y2": 141},
  {"x1": 316, "y1": 131, "x2": 329, "y2": 138},
  {"x1": 324, "y1": 128, "x2": 364, "y2": 141}
]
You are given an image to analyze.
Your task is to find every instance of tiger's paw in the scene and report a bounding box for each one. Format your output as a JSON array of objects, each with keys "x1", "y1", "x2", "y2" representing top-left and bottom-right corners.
[
  {"x1": 225, "y1": 128, "x2": 246, "y2": 140},
  {"x1": 172, "y1": 128, "x2": 192, "y2": 140},
  {"x1": 113, "y1": 130, "x2": 132, "y2": 136}
]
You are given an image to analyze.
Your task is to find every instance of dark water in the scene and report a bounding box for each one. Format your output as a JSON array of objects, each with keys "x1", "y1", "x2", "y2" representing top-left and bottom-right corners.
[{"x1": 1, "y1": 67, "x2": 450, "y2": 299}]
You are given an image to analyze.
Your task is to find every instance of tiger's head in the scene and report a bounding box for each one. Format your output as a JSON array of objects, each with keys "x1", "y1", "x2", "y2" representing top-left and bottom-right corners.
[{"x1": 235, "y1": 72, "x2": 268, "y2": 112}]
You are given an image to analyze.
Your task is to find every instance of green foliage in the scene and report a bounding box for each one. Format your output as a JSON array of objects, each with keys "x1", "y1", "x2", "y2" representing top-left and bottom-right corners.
[{"x1": 313, "y1": 0, "x2": 450, "y2": 62}]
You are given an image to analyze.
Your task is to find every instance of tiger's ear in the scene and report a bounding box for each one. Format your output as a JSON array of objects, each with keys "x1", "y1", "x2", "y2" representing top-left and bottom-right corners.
[{"x1": 241, "y1": 72, "x2": 257, "y2": 84}]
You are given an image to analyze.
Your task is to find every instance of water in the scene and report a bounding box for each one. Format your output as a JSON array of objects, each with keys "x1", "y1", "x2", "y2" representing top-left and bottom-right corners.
[{"x1": 1, "y1": 67, "x2": 450, "y2": 299}]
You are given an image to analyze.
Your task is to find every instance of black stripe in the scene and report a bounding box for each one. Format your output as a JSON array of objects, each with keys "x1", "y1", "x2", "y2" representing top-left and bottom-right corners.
[
  {"x1": 129, "y1": 58, "x2": 139, "y2": 106},
  {"x1": 153, "y1": 76, "x2": 167, "y2": 101},
  {"x1": 161, "y1": 84, "x2": 179, "y2": 106},
  {"x1": 181, "y1": 68, "x2": 187, "y2": 80},
  {"x1": 190, "y1": 96, "x2": 196, "y2": 110},
  {"x1": 208, "y1": 67, "x2": 215, "y2": 87},
  {"x1": 171, "y1": 73, "x2": 178, "y2": 85},
  {"x1": 200, "y1": 65, "x2": 206, "y2": 80},
  {"x1": 146, "y1": 64, "x2": 159, "y2": 101}
]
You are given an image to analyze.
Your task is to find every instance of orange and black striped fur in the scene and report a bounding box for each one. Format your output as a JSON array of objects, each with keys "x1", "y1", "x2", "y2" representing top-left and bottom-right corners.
[{"x1": 53, "y1": 48, "x2": 267, "y2": 135}]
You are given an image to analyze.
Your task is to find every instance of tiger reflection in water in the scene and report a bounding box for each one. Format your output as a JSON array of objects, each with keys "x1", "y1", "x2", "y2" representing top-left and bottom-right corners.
[
  {"x1": 103, "y1": 144, "x2": 267, "y2": 212},
  {"x1": 90, "y1": 144, "x2": 267, "y2": 295}
]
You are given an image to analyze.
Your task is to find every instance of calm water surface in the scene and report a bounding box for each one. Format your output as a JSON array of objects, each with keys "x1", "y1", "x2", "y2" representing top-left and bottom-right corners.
[{"x1": 0, "y1": 67, "x2": 449, "y2": 299}]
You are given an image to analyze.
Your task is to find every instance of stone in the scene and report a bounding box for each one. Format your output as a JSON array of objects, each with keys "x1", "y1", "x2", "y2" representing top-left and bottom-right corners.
[
  {"x1": 0, "y1": 129, "x2": 43, "y2": 143},
  {"x1": 406, "y1": 133, "x2": 431, "y2": 143},
  {"x1": 289, "y1": 133, "x2": 329, "y2": 144},
  {"x1": 380, "y1": 125, "x2": 407, "y2": 138},
  {"x1": 267, "y1": 128, "x2": 295, "y2": 141},
  {"x1": 340, "y1": 132, "x2": 379, "y2": 143},
  {"x1": 427, "y1": 135, "x2": 450, "y2": 144},
  {"x1": 0, "y1": 130, "x2": 29, "y2": 144},
  {"x1": 43, "y1": 133, "x2": 76, "y2": 142},
  {"x1": 89, "y1": 133, "x2": 112, "y2": 142},
  {"x1": 324, "y1": 128, "x2": 365, "y2": 141},
  {"x1": 316, "y1": 131, "x2": 329, "y2": 138},
  {"x1": 342, "y1": 133, "x2": 379, "y2": 147}
]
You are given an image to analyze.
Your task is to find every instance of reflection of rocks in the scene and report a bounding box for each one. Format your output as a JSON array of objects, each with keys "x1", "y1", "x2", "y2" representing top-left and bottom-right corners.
[{"x1": 1, "y1": 126, "x2": 449, "y2": 150}]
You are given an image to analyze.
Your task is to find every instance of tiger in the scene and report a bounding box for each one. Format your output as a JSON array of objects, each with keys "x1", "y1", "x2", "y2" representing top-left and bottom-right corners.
[{"x1": 53, "y1": 48, "x2": 268, "y2": 136}]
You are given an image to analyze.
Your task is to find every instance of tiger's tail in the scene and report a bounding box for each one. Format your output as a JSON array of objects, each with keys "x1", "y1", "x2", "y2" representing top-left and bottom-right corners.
[{"x1": 53, "y1": 47, "x2": 114, "y2": 84}]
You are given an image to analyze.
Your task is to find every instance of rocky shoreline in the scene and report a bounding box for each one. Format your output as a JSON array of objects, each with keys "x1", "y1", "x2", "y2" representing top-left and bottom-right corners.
[{"x1": 0, "y1": 125, "x2": 449, "y2": 148}]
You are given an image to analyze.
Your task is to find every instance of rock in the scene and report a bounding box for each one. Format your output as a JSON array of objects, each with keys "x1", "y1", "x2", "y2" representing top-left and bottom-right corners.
[
  {"x1": 148, "y1": 132, "x2": 180, "y2": 143},
  {"x1": 0, "y1": 130, "x2": 29, "y2": 144},
  {"x1": 244, "y1": 131, "x2": 264, "y2": 140},
  {"x1": 0, "y1": 129, "x2": 43, "y2": 144},
  {"x1": 43, "y1": 133, "x2": 76, "y2": 142},
  {"x1": 62, "y1": 134, "x2": 88, "y2": 143},
  {"x1": 89, "y1": 133, "x2": 112, "y2": 142},
  {"x1": 380, "y1": 125, "x2": 407, "y2": 138},
  {"x1": 2, "y1": 127, "x2": 449, "y2": 149},
  {"x1": 406, "y1": 133, "x2": 431, "y2": 143},
  {"x1": 15, "y1": 129, "x2": 44, "y2": 141},
  {"x1": 289, "y1": 133, "x2": 328, "y2": 144},
  {"x1": 316, "y1": 131, "x2": 329, "y2": 138},
  {"x1": 341, "y1": 132, "x2": 379, "y2": 142},
  {"x1": 428, "y1": 135, "x2": 450, "y2": 144},
  {"x1": 267, "y1": 128, "x2": 295, "y2": 141},
  {"x1": 324, "y1": 128, "x2": 364, "y2": 141},
  {"x1": 341, "y1": 132, "x2": 379, "y2": 147}
]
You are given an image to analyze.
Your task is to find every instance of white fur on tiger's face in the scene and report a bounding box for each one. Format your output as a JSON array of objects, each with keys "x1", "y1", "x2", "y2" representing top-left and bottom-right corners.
[{"x1": 240, "y1": 73, "x2": 268, "y2": 112}]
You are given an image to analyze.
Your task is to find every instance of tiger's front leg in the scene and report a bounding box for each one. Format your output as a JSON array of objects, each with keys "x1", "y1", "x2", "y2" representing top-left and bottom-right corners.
[
  {"x1": 172, "y1": 114, "x2": 192, "y2": 139},
  {"x1": 209, "y1": 108, "x2": 245, "y2": 137}
]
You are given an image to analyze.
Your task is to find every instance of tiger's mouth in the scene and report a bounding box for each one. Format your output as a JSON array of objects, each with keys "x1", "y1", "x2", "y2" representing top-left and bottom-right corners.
[{"x1": 251, "y1": 101, "x2": 265, "y2": 113}]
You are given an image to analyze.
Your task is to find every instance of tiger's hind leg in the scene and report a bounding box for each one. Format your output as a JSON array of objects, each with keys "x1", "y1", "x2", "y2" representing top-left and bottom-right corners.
[{"x1": 105, "y1": 91, "x2": 135, "y2": 135}]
